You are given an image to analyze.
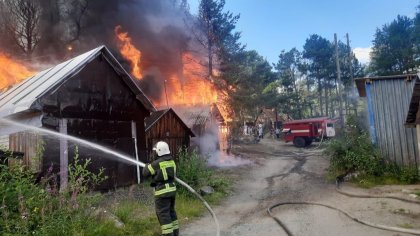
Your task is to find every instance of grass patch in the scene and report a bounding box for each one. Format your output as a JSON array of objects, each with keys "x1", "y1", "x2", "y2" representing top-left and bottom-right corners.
[
  {"x1": 397, "y1": 223, "x2": 414, "y2": 229},
  {"x1": 351, "y1": 174, "x2": 404, "y2": 188}
]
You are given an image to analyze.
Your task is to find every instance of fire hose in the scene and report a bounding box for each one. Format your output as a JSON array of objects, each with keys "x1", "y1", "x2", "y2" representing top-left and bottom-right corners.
[
  {"x1": 267, "y1": 181, "x2": 420, "y2": 236},
  {"x1": 0, "y1": 119, "x2": 221, "y2": 236}
]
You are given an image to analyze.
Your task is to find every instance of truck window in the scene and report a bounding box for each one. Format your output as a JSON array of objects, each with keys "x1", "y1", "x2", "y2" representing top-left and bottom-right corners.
[{"x1": 327, "y1": 123, "x2": 334, "y2": 127}]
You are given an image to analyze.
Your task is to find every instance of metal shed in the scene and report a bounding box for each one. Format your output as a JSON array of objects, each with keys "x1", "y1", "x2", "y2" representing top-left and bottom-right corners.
[{"x1": 356, "y1": 74, "x2": 419, "y2": 167}]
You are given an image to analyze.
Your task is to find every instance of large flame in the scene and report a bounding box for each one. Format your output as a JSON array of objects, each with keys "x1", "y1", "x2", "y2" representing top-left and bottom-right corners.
[
  {"x1": 160, "y1": 53, "x2": 218, "y2": 107},
  {"x1": 113, "y1": 26, "x2": 231, "y2": 121},
  {"x1": 115, "y1": 25, "x2": 142, "y2": 79},
  {"x1": 0, "y1": 53, "x2": 34, "y2": 92}
]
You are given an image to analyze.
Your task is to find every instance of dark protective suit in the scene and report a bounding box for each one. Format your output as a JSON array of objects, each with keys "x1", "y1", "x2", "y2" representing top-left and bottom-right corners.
[{"x1": 143, "y1": 154, "x2": 178, "y2": 236}]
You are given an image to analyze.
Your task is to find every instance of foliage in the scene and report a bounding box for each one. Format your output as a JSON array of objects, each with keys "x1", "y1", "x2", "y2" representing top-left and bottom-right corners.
[
  {"x1": 325, "y1": 120, "x2": 383, "y2": 177},
  {"x1": 68, "y1": 146, "x2": 107, "y2": 196},
  {"x1": 0, "y1": 146, "x2": 106, "y2": 235},
  {"x1": 370, "y1": 15, "x2": 419, "y2": 75},
  {"x1": 176, "y1": 148, "x2": 212, "y2": 190},
  {"x1": 176, "y1": 148, "x2": 231, "y2": 199},
  {"x1": 325, "y1": 115, "x2": 420, "y2": 186}
]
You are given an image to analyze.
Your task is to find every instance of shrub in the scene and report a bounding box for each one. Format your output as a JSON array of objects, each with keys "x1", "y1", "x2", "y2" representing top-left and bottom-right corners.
[
  {"x1": 325, "y1": 115, "x2": 383, "y2": 177},
  {"x1": 325, "y1": 115, "x2": 420, "y2": 185},
  {"x1": 0, "y1": 146, "x2": 107, "y2": 235},
  {"x1": 176, "y1": 148, "x2": 212, "y2": 190}
]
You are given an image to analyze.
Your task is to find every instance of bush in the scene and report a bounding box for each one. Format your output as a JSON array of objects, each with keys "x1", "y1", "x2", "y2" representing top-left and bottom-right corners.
[
  {"x1": 176, "y1": 148, "x2": 231, "y2": 198},
  {"x1": 325, "y1": 115, "x2": 420, "y2": 185},
  {"x1": 0, "y1": 146, "x2": 107, "y2": 235},
  {"x1": 325, "y1": 116, "x2": 383, "y2": 177},
  {"x1": 176, "y1": 148, "x2": 212, "y2": 190}
]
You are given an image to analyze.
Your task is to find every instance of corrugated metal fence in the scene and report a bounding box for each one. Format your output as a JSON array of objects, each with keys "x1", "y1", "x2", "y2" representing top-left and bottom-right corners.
[{"x1": 368, "y1": 78, "x2": 419, "y2": 166}]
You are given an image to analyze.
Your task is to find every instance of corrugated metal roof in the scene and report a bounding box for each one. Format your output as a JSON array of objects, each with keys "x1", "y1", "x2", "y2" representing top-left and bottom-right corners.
[
  {"x1": 0, "y1": 45, "x2": 155, "y2": 118},
  {"x1": 356, "y1": 74, "x2": 417, "y2": 97}
]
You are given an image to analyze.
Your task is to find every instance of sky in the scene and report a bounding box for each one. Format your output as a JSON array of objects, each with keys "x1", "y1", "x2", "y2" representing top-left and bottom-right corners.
[{"x1": 187, "y1": 0, "x2": 419, "y2": 65}]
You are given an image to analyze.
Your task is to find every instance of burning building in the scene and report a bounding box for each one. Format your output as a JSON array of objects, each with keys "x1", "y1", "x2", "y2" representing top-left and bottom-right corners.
[
  {"x1": 144, "y1": 108, "x2": 195, "y2": 161},
  {"x1": 0, "y1": 46, "x2": 155, "y2": 189}
]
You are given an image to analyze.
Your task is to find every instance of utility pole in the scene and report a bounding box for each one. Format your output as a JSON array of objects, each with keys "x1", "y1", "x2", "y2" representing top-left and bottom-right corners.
[
  {"x1": 334, "y1": 33, "x2": 344, "y2": 127},
  {"x1": 164, "y1": 80, "x2": 169, "y2": 108},
  {"x1": 346, "y1": 33, "x2": 356, "y2": 116}
]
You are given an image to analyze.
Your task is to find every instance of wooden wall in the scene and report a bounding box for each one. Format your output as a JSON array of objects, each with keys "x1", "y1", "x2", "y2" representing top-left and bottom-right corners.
[
  {"x1": 145, "y1": 111, "x2": 191, "y2": 161},
  {"x1": 9, "y1": 132, "x2": 42, "y2": 172}
]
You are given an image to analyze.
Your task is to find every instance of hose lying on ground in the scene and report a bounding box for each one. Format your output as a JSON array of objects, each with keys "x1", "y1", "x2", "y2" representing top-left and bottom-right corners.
[
  {"x1": 175, "y1": 178, "x2": 220, "y2": 236},
  {"x1": 267, "y1": 200, "x2": 420, "y2": 236},
  {"x1": 268, "y1": 184, "x2": 420, "y2": 236}
]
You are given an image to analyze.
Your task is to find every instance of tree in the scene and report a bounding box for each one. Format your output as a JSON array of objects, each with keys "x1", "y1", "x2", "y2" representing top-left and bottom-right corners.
[
  {"x1": 370, "y1": 15, "x2": 417, "y2": 75},
  {"x1": 196, "y1": 0, "x2": 241, "y2": 77},
  {"x1": 414, "y1": 4, "x2": 420, "y2": 66},
  {"x1": 223, "y1": 50, "x2": 276, "y2": 123},
  {"x1": 274, "y1": 48, "x2": 304, "y2": 118},
  {"x1": 303, "y1": 34, "x2": 334, "y2": 116},
  {"x1": 0, "y1": 0, "x2": 41, "y2": 57}
]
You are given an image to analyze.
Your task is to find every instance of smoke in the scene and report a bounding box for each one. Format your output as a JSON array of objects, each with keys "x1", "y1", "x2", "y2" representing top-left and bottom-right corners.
[
  {"x1": 1, "y1": 0, "x2": 196, "y2": 102},
  {"x1": 72, "y1": 0, "x2": 193, "y2": 102},
  {"x1": 196, "y1": 123, "x2": 251, "y2": 167}
]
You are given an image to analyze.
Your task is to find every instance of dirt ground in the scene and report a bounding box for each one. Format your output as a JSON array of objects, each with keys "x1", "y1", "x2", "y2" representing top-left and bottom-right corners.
[{"x1": 181, "y1": 137, "x2": 420, "y2": 236}]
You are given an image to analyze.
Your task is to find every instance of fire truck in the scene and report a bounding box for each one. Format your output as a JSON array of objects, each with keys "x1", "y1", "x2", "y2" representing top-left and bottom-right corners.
[{"x1": 282, "y1": 117, "x2": 336, "y2": 147}]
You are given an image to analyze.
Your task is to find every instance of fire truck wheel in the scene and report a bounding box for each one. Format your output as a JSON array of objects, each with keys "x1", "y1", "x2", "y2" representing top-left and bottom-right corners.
[
  {"x1": 293, "y1": 137, "x2": 306, "y2": 148},
  {"x1": 305, "y1": 138, "x2": 313, "y2": 146}
]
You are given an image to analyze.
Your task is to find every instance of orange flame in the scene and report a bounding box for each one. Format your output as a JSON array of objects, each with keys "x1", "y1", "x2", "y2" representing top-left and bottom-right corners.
[
  {"x1": 0, "y1": 53, "x2": 34, "y2": 92},
  {"x1": 155, "y1": 53, "x2": 218, "y2": 107},
  {"x1": 113, "y1": 26, "x2": 231, "y2": 121},
  {"x1": 114, "y1": 25, "x2": 142, "y2": 79}
]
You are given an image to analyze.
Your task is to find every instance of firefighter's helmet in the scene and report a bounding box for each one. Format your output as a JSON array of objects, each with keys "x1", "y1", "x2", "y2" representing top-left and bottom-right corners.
[{"x1": 153, "y1": 141, "x2": 170, "y2": 156}]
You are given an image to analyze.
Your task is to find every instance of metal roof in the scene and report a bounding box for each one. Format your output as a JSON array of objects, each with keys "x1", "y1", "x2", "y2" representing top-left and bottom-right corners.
[
  {"x1": 355, "y1": 74, "x2": 418, "y2": 97},
  {"x1": 0, "y1": 45, "x2": 155, "y2": 118}
]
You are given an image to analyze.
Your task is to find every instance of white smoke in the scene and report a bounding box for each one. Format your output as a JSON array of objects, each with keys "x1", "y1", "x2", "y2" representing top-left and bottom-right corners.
[{"x1": 196, "y1": 123, "x2": 251, "y2": 167}]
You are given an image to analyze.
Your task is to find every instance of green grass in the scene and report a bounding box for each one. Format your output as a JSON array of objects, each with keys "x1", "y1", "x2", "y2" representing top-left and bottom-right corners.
[
  {"x1": 397, "y1": 223, "x2": 414, "y2": 229},
  {"x1": 351, "y1": 175, "x2": 402, "y2": 188}
]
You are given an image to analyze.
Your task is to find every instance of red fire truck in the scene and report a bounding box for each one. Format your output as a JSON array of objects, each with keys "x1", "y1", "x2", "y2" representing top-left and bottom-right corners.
[{"x1": 282, "y1": 117, "x2": 336, "y2": 147}]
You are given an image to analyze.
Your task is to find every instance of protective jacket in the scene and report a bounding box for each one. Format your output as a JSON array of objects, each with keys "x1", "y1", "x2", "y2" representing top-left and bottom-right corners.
[
  {"x1": 143, "y1": 154, "x2": 178, "y2": 235},
  {"x1": 142, "y1": 154, "x2": 177, "y2": 198}
]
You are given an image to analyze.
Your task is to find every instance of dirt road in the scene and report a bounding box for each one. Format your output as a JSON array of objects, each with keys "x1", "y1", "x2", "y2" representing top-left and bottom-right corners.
[{"x1": 182, "y1": 138, "x2": 420, "y2": 236}]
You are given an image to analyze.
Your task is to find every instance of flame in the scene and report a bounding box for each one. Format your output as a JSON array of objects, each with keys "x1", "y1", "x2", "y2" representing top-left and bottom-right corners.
[
  {"x1": 113, "y1": 26, "x2": 231, "y2": 121},
  {"x1": 0, "y1": 53, "x2": 34, "y2": 92},
  {"x1": 115, "y1": 25, "x2": 142, "y2": 79},
  {"x1": 155, "y1": 53, "x2": 218, "y2": 107}
]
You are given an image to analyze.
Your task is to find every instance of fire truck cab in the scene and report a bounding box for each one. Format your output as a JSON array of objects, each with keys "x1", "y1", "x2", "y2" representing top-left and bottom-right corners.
[{"x1": 282, "y1": 117, "x2": 336, "y2": 147}]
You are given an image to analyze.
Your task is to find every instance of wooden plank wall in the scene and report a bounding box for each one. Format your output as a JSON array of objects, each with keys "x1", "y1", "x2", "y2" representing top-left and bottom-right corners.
[
  {"x1": 9, "y1": 132, "x2": 42, "y2": 172},
  {"x1": 145, "y1": 111, "x2": 190, "y2": 161}
]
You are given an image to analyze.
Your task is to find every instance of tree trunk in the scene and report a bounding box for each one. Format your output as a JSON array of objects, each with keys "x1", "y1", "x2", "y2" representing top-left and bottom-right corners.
[
  {"x1": 318, "y1": 78, "x2": 323, "y2": 116},
  {"x1": 208, "y1": 39, "x2": 213, "y2": 77},
  {"x1": 325, "y1": 82, "x2": 329, "y2": 117}
]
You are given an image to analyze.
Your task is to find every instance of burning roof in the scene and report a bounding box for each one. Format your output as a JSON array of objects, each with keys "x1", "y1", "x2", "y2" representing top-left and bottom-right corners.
[{"x1": 0, "y1": 45, "x2": 155, "y2": 118}]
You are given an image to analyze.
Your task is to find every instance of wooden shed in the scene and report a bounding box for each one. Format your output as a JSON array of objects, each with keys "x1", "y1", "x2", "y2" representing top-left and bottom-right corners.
[
  {"x1": 174, "y1": 103, "x2": 229, "y2": 152},
  {"x1": 0, "y1": 45, "x2": 155, "y2": 189},
  {"x1": 144, "y1": 108, "x2": 195, "y2": 161},
  {"x1": 356, "y1": 74, "x2": 419, "y2": 167}
]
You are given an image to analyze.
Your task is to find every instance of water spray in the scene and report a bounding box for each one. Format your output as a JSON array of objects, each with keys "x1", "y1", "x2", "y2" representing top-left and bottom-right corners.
[{"x1": 0, "y1": 118, "x2": 220, "y2": 236}]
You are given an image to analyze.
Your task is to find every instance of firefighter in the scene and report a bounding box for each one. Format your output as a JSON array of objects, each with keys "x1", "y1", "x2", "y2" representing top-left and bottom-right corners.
[{"x1": 143, "y1": 141, "x2": 178, "y2": 236}]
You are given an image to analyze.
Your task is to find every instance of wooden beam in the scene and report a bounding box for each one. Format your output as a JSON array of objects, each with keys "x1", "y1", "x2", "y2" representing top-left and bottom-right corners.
[
  {"x1": 132, "y1": 121, "x2": 141, "y2": 184},
  {"x1": 59, "y1": 119, "x2": 68, "y2": 191}
]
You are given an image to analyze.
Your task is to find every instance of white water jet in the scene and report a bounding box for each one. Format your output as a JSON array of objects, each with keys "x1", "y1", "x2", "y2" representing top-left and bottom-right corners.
[{"x1": 0, "y1": 118, "x2": 220, "y2": 236}]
